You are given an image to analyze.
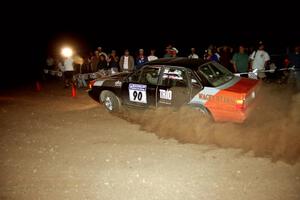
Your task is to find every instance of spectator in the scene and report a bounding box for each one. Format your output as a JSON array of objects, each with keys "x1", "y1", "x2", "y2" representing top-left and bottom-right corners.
[
  {"x1": 119, "y1": 49, "x2": 134, "y2": 72},
  {"x1": 219, "y1": 46, "x2": 234, "y2": 71},
  {"x1": 108, "y1": 50, "x2": 120, "y2": 73},
  {"x1": 188, "y1": 48, "x2": 199, "y2": 59},
  {"x1": 164, "y1": 47, "x2": 173, "y2": 58},
  {"x1": 147, "y1": 49, "x2": 158, "y2": 61},
  {"x1": 63, "y1": 56, "x2": 74, "y2": 88},
  {"x1": 288, "y1": 46, "x2": 300, "y2": 90},
  {"x1": 232, "y1": 45, "x2": 249, "y2": 74},
  {"x1": 249, "y1": 41, "x2": 270, "y2": 79},
  {"x1": 135, "y1": 49, "x2": 148, "y2": 69},
  {"x1": 97, "y1": 54, "x2": 108, "y2": 71},
  {"x1": 97, "y1": 46, "x2": 108, "y2": 59},
  {"x1": 205, "y1": 49, "x2": 219, "y2": 62},
  {"x1": 165, "y1": 44, "x2": 178, "y2": 57},
  {"x1": 46, "y1": 56, "x2": 54, "y2": 70},
  {"x1": 90, "y1": 51, "x2": 100, "y2": 72},
  {"x1": 169, "y1": 45, "x2": 179, "y2": 57},
  {"x1": 80, "y1": 56, "x2": 90, "y2": 74}
]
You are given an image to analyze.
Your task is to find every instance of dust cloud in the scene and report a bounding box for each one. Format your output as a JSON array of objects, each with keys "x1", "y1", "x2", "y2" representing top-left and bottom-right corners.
[{"x1": 119, "y1": 84, "x2": 300, "y2": 164}]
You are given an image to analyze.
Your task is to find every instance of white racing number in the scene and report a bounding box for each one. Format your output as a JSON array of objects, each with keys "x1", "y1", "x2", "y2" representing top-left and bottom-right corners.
[{"x1": 129, "y1": 84, "x2": 147, "y2": 103}]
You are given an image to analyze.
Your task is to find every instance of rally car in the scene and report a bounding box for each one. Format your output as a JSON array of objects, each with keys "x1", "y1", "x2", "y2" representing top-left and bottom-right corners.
[{"x1": 88, "y1": 57, "x2": 260, "y2": 122}]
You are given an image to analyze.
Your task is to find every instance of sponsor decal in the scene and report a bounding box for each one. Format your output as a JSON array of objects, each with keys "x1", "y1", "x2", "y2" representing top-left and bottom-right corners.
[
  {"x1": 114, "y1": 80, "x2": 122, "y2": 87},
  {"x1": 159, "y1": 89, "x2": 172, "y2": 100},
  {"x1": 199, "y1": 93, "x2": 235, "y2": 104},
  {"x1": 189, "y1": 87, "x2": 220, "y2": 105}
]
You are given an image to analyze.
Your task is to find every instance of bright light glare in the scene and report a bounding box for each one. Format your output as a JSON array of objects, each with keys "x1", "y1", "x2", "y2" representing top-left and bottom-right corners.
[{"x1": 61, "y1": 47, "x2": 73, "y2": 57}]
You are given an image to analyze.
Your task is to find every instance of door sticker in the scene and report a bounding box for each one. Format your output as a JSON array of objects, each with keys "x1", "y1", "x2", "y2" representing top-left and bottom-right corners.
[
  {"x1": 129, "y1": 83, "x2": 147, "y2": 103},
  {"x1": 159, "y1": 89, "x2": 172, "y2": 100}
]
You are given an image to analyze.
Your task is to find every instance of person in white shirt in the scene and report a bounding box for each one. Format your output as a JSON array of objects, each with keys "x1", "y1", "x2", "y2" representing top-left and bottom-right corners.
[
  {"x1": 63, "y1": 57, "x2": 74, "y2": 88},
  {"x1": 97, "y1": 46, "x2": 108, "y2": 59},
  {"x1": 249, "y1": 41, "x2": 270, "y2": 79},
  {"x1": 188, "y1": 48, "x2": 199, "y2": 59},
  {"x1": 147, "y1": 49, "x2": 158, "y2": 61}
]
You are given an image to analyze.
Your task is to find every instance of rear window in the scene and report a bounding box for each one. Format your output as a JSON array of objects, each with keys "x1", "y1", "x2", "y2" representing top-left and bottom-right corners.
[{"x1": 197, "y1": 61, "x2": 234, "y2": 87}]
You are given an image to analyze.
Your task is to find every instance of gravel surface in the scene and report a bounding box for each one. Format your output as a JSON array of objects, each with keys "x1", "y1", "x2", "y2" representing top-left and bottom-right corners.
[{"x1": 0, "y1": 82, "x2": 299, "y2": 200}]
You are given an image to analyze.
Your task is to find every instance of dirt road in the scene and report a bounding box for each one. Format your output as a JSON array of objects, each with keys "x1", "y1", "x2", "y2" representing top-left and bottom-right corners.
[{"x1": 0, "y1": 82, "x2": 299, "y2": 200}]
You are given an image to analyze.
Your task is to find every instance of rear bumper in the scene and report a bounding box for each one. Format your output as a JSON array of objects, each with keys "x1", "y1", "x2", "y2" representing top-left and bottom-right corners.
[
  {"x1": 210, "y1": 102, "x2": 256, "y2": 123},
  {"x1": 212, "y1": 109, "x2": 247, "y2": 123}
]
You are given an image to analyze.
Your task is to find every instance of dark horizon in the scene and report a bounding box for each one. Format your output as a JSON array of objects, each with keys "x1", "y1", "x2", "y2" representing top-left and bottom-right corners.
[{"x1": 2, "y1": 2, "x2": 300, "y2": 88}]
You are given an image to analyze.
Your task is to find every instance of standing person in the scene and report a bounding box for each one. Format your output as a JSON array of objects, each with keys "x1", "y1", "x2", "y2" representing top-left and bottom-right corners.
[
  {"x1": 249, "y1": 41, "x2": 270, "y2": 80},
  {"x1": 108, "y1": 50, "x2": 120, "y2": 74},
  {"x1": 164, "y1": 47, "x2": 173, "y2": 58},
  {"x1": 119, "y1": 49, "x2": 134, "y2": 72},
  {"x1": 231, "y1": 45, "x2": 249, "y2": 75},
  {"x1": 46, "y1": 56, "x2": 54, "y2": 70},
  {"x1": 97, "y1": 54, "x2": 108, "y2": 71},
  {"x1": 206, "y1": 49, "x2": 219, "y2": 62},
  {"x1": 97, "y1": 46, "x2": 108, "y2": 59},
  {"x1": 219, "y1": 45, "x2": 234, "y2": 71},
  {"x1": 135, "y1": 49, "x2": 148, "y2": 70},
  {"x1": 288, "y1": 46, "x2": 300, "y2": 90},
  {"x1": 90, "y1": 51, "x2": 100, "y2": 72},
  {"x1": 188, "y1": 48, "x2": 199, "y2": 59},
  {"x1": 147, "y1": 49, "x2": 158, "y2": 61},
  {"x1": 63, "y1": 56, "x2": 74, "y2": 88},
  {"x1": 164, "y1": 44, "x2": 178, "y2": 58}
]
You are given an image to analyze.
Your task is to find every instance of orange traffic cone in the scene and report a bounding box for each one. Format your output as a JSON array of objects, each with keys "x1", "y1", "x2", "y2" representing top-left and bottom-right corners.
[
  {"x1": 71, "y1": 84, "x2": 76, "y2": 97},
  {"x1": 36, "y1": 81, "x2": 41, "y2": 92}
]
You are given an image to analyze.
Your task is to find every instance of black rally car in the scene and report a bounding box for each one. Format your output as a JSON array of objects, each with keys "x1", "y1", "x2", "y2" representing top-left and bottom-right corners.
[
  {"x1": 88, "y1": 58, "x2": 205, "y2": 111},
  {"x1": 88, "y1": 57, "x2": 260, "y2": 122}
]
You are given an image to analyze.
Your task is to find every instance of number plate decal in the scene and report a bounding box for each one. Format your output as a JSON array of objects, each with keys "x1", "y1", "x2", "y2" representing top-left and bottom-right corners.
[{"x1": 129, "y1": 84, "x2": 147, "y2": 103}]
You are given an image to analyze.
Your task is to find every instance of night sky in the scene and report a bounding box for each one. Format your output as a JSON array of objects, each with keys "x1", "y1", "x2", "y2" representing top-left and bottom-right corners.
[{"x1": 2, "y1": 2, "x2": 300, "y2": 88}]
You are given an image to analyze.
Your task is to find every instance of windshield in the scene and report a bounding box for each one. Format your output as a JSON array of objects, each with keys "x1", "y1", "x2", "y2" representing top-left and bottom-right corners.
[{"x1": 197, "y1": 61, "x2": 234, "y2": 87}]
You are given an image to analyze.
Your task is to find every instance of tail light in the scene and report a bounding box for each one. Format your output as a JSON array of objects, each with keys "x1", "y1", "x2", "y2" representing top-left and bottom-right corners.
[
  {"x1": 88, "y1": 80, "x2": 96, "y2": 89},
  {"x1": 235, "y1": 99, "x2": 246, "y2": 110}
]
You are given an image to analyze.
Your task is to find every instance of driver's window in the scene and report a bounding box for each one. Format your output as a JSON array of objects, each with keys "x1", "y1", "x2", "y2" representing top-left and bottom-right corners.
[{"x1": 139, "y1": 67, "x2": 160, "y2": 85}]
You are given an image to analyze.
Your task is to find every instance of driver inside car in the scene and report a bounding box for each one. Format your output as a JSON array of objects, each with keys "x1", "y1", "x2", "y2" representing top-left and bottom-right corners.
[{"x1": 146, "y1": 72, "x2": 159, "y2": 85}]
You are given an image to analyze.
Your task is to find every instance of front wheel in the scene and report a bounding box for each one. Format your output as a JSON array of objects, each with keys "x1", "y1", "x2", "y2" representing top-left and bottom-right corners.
[{"x1": 100, "y1": 91, "x2": 122, "y2": 112}]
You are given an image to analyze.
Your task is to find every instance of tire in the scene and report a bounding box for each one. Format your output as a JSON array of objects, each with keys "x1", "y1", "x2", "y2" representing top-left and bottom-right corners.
[{"x1": 100, "y1": 90, "x2": 122, "y2": 112}]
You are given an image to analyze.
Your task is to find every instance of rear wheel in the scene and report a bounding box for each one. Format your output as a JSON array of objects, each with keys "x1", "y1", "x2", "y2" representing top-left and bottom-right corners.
[
  {"x1": 194, "y1": 105, "x2": 213, "y2": 121},
  {"x1": 100, "y1": 91, "x2": 121, "y2": 112}
]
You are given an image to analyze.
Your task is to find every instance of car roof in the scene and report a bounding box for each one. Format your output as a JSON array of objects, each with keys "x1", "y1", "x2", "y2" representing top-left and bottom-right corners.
[{"x1": 144, "y1": 57, "x2": 206, "y2": 70}]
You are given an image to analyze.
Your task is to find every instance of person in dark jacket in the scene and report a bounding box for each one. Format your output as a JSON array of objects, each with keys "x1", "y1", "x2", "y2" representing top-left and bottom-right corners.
[
  {"x1": 97, "y1": 54, "x2": 108, "y2": 70},
  {"x1": 108, "y1": 50, "x2": 120, "y2": 73},
  {"x1": 135, "y1": 49, "x2": 148, "y2": 70}
]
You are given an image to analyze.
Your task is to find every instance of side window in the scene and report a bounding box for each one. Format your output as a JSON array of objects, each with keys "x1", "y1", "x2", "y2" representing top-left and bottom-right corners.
[
  {"x1": 161, "y1": 67, "x2": 188, "y2": 88},
  {"x1": 139, "y1": 67, "x2": 160, "y2": 85},
  {"x1": 188, "y1": 70, "x2": 202, "y2": 88}
]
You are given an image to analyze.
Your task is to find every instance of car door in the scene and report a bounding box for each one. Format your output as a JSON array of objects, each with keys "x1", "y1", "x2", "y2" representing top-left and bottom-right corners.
[
  {"x1": 122, "y1": 66, "x2": 161, "y2": 108},
  {"x1": 157, "y1": 66, "x2": 191, "y2": 107}
]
